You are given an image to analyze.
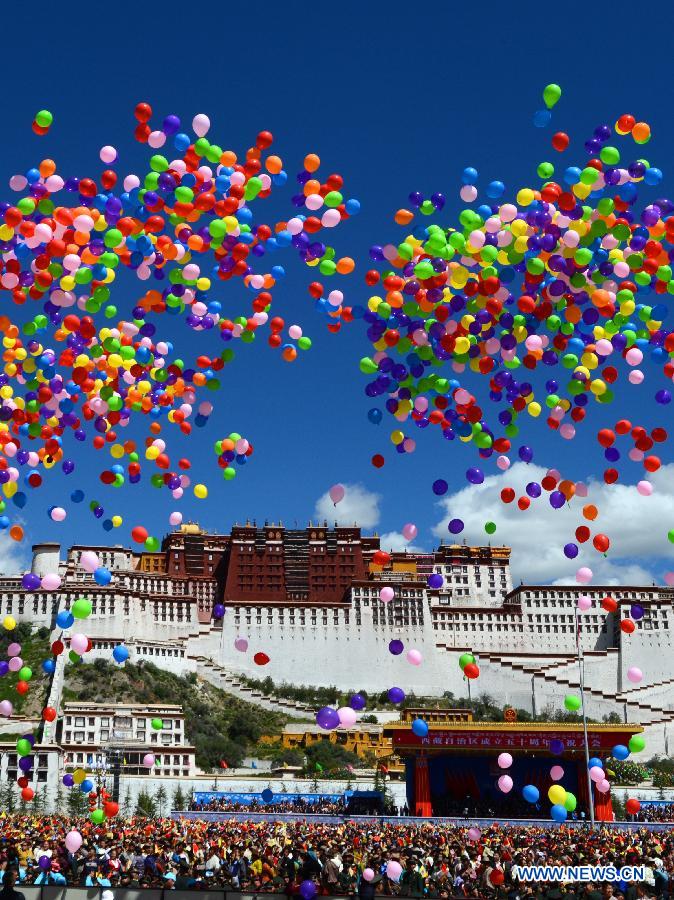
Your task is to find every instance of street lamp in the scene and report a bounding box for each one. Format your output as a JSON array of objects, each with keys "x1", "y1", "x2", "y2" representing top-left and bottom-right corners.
[{"x1": 575, "y1": 606, "x2": 596, "y2": 828}]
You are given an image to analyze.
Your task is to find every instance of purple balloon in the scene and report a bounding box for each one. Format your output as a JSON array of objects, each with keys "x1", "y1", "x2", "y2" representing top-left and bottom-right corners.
[
  {"x1": 448, "y1": 518, "x2": 464, "y2": 535},
  {"x1": 466, "y1": 467, "x2": 484, "y2": 485},
  {"x1": 389, "y1": 639, "x2": 404, "y2": 656},
  {"x1": 21, "y1": 572, "x2": 41, "y2": 591},
  {"x1": 427, "y1": 573, "x2": 444, "y2": 590},
  {"x1": 349, "y1": 693, "x2": 366, "y2": 711},
  {"x1": 62, "y1": 774, "x2": 74, "y2": 787},
  {"x1": 526, "y1": 482, "x2": 542, "y2": 498},
  {"x1": 212, "y1": 604, "x2": 225, "y2": 619},
  {"x1": 316, "y1": 706, "x2": 340, "y2": 730},
  {"x1": 549, "y1": 491, "x2": 566, "y2": 509},
  {"x1": 549, "y1": 739, "x2": 565, "y2": 756},
  {"x1": 388, "y1": 686, "x2": 405, "y2": 704},
  {"x1": 563, "y1": 543, "x2": 579, "y2": 559},
  {"x1": 432, "y1": 479, "x2": 448, "y2": 495},
  {"x1": 39, "y1": 856, "x2": 51, "y2": 871},
  {"x1": 518, "y1": 445, "x2": 534, "y2": 463},
  {"x1": 630, "y1": 604, "x2": 644, "y2": 621},
  {"x1": 300, "y1": 881, "x2": 317, "y2": 900}
]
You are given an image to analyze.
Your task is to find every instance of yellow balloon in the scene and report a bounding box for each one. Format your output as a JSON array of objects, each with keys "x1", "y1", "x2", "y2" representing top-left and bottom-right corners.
[
  {"x1": 73, "y1": 768, "x2": 87, "y2": 785},
  {"x1": 3, "y1": 616, "x2": 16, "y2": 631},
  {"x1": 194, "y1": 484, "x2": 208, "y2": 499},
  {"x1": 548, "y1": 784, "x2": 566, "y2": 805}
]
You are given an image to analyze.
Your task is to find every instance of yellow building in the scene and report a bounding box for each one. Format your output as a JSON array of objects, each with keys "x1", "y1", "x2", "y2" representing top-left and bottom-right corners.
[{"x1": 276, "y1": 723, "x2": 395, "y2": 762}]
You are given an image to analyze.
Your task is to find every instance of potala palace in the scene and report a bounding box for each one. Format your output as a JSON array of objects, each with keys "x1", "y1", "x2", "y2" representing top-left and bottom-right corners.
[{"x1": 5, "y1": 521, "x2": 672, "y2": 763}]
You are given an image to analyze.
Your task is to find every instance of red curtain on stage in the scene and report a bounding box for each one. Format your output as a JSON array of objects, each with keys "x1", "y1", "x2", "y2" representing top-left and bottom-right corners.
[
  {"x1": 414, "y1": 754, "x2": 432, "y2": 817},
  {"x1": 594, "y1": 785, "x2": 614, "y2": 821}
]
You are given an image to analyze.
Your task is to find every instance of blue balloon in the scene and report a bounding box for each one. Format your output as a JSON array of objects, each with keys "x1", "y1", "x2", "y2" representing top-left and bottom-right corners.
[
  {"x1": 41, "y1": 659, "x2": 56, "y2": 675},
  {"x1": 56, "y1": 611, "x2": 74, "y2": 630},
  {"x1": 80, "y1": 779, "x2": 94, "y2": 793},
  {"x1": 523, "y1": 784, "x2": 539, "y2": 803},
  {"x1": 367, "y1": 408, "x2": 383, "y2": 425},
  {"x1": 261, "y1": 788, "x2": 274, "y2": 803},
  {"x1": 94, "y1": 567, "x2": 112, "y2": 586},
  {"x1": 112, "y1": 645, "x2": 129, "y2": 664},
  {"x1": 533, "y1": 109, "x2": 552, "y2": 128},
  {"x1": 612, "y1": 745, "x2": 629, "y2": 761},
  {"x1": 70, "y1": 489, "x2": 85, "y2": 503},
  {"x1": 412, "y1": 719, "x2": 429, "y2": 737},
  {"x1": 551, "y1": 804, "x2": 567, "y2": 823},
  {"x1": 588, "y1": 757, "x2": 603, "y2": 770}
]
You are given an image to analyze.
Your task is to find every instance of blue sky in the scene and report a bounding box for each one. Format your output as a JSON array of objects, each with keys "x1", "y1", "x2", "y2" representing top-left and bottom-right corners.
[{"x1": 2, "y1": 2, "x2": 674, "y2": 585}]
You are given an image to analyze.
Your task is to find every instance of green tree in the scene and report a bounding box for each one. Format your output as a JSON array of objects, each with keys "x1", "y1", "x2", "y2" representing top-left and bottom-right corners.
[
  {"x1": 53, "y1": 783, "x2": 65, "y2": 815},
  {"x1": 66, "y1": 787, "x2": 90, "y2": 817},
  {"x1": 32, "y1": 787, "x2": 47, "y2": 814},
  {"x1": 172, "y1": 785, "x2": 187, "y2": 811},
  {"x1": 155, "y1": 784, "x2": 168, "y2": 817},
  {"x1": 0, "y1": 782, "x2": 17, "y2": 813},
  {"x1": 121, "y1": 785, "x2": 133, "y2": 817},
  {"x1": 135, "y1": 789, "x2": 157, "y2": 818}
]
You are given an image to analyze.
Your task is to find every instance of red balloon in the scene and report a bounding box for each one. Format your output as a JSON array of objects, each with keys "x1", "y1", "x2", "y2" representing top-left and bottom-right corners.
[
  {"x1": 551, "y1": 132, "x2": 569, "y2": 152},
  {"x1": 489, "y1": 869, "x2": 505, "y2": 886},
  {"x1": 103, "y1": 801, "x2": 119, "y2": 817},
  {"x1": 597, "y1": 429, "x2": 615, "y2": 447},
  {"x1": 615, "y1": 419, "x2": 632, "y2": 435},
  {"x1": 593, "y1": 534, "x2": 610, "y2": 553},
  {"x1": 601, "y1": 596, "x2": 618, "y2": 613},
  {"x1": 575, "y1": 526, "x2": 591, "y2": 544},
  {"x1": 463, "y1": 663, "x2": 480, "y2": 680},
  {"x1": 372, "y1": 550, "x2": 391, "y2": 567},
  {"x1": 621, "y1": 619, "x2": 636, "y2": 634},
  {"x1": 517, "y1": 496, "x2": 530, "y2": 511},
  {"x1": 253, "y1": 652, "x2": 270, "y2": 666},
  {"x1": 42, "y1": 706, "x2": 57, "y2": 722},
  {"x1": 372, "y1": 454, "x2": 385, "y2": 468},
  {"x1": 643, "y1": 455, "x2": 661, "y2": 472},
  {"x1": 626, "y1": 798, "x2": 641, "y2": 814},
  {"x1": 131, "y1": 526, "x2": 148, "y2": 544},
  {"x1": 604, "y1": 469, "x2": 619, "y2": 484},
  {"x1": 51, "y1": 640, "x2": 64, "y2": 656},
  {"x1": 21, "y1": 787, "x2": 34, "y2": 802},
  {"x1": 16, "y1": 680, "x2": 29, "y2": 695},
  {"x1": 500, "y1": 487, "x2": 515, "y2": 504}
]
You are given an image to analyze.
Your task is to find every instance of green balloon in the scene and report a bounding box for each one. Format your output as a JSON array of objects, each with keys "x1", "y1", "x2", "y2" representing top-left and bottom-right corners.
[
  {"x1": 564, "y1": 792, "x2": 577, "y2": 812},
  {"x1": 16, "y1": 739, "x2": 32, "y2": 757},
  {"x1": 72, "y1": 598, "x2": 92, "y2": 619},
  {"x1": 35, "y1": 109, "x2": 53, "y2": 127},
  {"x1": 90, "y1": 808, "x2": 105, "y2": 824},
  {"x1": 458, "y1": 653, "x2": 475, "y2": 670},
  {"x1": 628, "y1": 734, "x2": 646, "y2": 753},
  {"x1": 543, "y1": 83, "x2": 562, "y2": 109},
  {"x1": 18, "y1": 666, "x2": 32, "y2": 682},
  {"x1": 484, "y1": 522, "x2": 496, "y2": 535},
  {"x1": 564, "y1": 695, "x2": 581, "y2": 712},
  {"x1": 151, "y1": 718, "x2": 163, "y2": 731},
  {"x1": 668, "y1": 530, "x2": 674, "y2": 544}
]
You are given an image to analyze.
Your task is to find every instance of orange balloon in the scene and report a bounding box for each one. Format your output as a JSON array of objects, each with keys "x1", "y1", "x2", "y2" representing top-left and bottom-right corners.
[
  {"x1": 558, "y1": 480, "x2": 576, "y2": 500},
  {"x1": 9, "y1": 525, "x2": 23, "y2": 541},
  {"x1": 336, "y1": 257, "x2": 355, "y2": 275},
  {"x1": 583, "y1": 504, "x2": 598, "y2": 521},
  {"x1": 304, "y1": 153, "x2": 320, "y2": 173}
]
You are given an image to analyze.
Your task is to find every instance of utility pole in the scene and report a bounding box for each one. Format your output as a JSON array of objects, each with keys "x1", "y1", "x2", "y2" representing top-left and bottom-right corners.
[{"x1": 576, "y1": 607, "x2": 595, "y2": 828}]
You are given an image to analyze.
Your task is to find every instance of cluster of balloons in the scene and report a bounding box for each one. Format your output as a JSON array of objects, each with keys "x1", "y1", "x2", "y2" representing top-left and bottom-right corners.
[
  {"x1": 0, "y1": 103, "x2": 360, "y2": 547},
  {"x1": 359, "y1": 89, "x2": 674, "y2": 569},
  {"x1": 459, "y1": 651, "x2": 480, "y2": 680}
]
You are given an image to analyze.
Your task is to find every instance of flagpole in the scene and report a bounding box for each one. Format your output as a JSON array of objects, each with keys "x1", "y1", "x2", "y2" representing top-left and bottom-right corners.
[{"x1": 576, "y1": 607, "x2": 595, "y2": 829}]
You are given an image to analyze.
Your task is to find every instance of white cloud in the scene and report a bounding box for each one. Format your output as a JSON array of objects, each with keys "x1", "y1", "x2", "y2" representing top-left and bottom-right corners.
[
  {"x1": 314, "y1": 483, "x2": 381, "y2": 529},
  {"x1": 432, "y1": 462, "x2": 674, "y2": 585},
  {"x1": 379, "y1": 531, "x2": 426, "y2": 554},
  {"x1": 0, "y1": 530, "x2": 29, "y2": 576}
]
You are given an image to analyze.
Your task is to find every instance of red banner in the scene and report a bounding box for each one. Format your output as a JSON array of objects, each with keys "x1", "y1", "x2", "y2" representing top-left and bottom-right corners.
[{"x1": 390, "y1": 729, "x2": 637, "y2": 752}]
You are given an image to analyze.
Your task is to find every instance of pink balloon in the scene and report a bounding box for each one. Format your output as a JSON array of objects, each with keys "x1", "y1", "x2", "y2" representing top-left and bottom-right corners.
[
  {"x1": 7, "y1": 643, "x2": 21, "y2": 657},
  {"x1": 637, "y1": 481, "x2": 653, "y2": 497},
  {"x1": 625, "y1": 348, "x2": 643, "y2": 366},
  {"x1": 362, "y1": 869, "x2": 374, "y2": 883},
  {"x1": 8, "y1": 657, "x2": 22, "y2": 672},
  {"x1": 41, "y1": 573, "x2": 61, "y2": 590},
  {"x1": 65, "y1": 831, "x2": 82, "y2": 853},
  {"x1": 338, "y1": 707, "x2": 357, "y2": 727},
  {"x1": 665, "y1": 573, "x2": 674, "y2": 587},
  {"x1": 628, "y1": 370, "x2": 644, "y2": 385},
  {"x1": 143, "y1": 754, "x2": 155, "y2": 768},
  {"x1": 577, "y1": 595, "x2": 592, "y2": 611},
  {"x1": 627, "y1": 667, "x2": 643, "y2": 684},
  {"x1": 288, "y1": 325, "x2": 303, "y2": 340},
  {"x1": 192, "y1": 114, "x2": 211, "y2": 137},
  {"x1": 550, "y1": 765, "x2": 564, "y2": 781},
  {"x1": 574, "y1": 482, "x2": 589, "y2": 498},
  {"x1": 467, "y1": 827, "x2": 481, "y2": 842},
  {"x1": 576, "y1": 567, "x2": 593, "y2": 584},
  {"x1": 498, "y1": 775, "x2": 513, "y2": 793},
  {"x1": 0, "y1": 700, "x2": 12, "y2": 717},
  {"x1": 598, "y1": 779, "x2": 610, "y2": 794},
  {"x1": 80, "y1": 551, "x2": 100, "y2": 573},
  {"x1": 99, "y1": 146, "x2": 118, "y2": 164},
  {"x1": 379, "y1": 587, "x2": 394, "y2": 603},
  {"x1": 497, "y1": 753, "x2": 512, "y2": 769},
  {"x1": 589, "y1": 766, "x2": 604, "y2": 783},
  {"x1": 169, "y1": 511, "x2": 183, "y2": 526},
  {"x1": 496, "y1": 455, "x2": 511, "y2": 471},
  {"x1": 406, "y1": 649, "x2": 423, "y2": 666},
  {"x1": 402, "y1": 523, "x2": 418, "y2": 541},
  {"x1": 234, "y1": 637, "x2": 249, "y2": 652},
  {"x1": 70, "y1": 633, "x2": 89, "y2": 655},
  {"x1": 386, "y1": 862, "x2": 402, "y2": 882},
  {"x1": 50, "y1": 507, "x2": 66, "y2": 522},
  {"x1": 329, "y1": 484, "x2": 345, "y2": 505}
]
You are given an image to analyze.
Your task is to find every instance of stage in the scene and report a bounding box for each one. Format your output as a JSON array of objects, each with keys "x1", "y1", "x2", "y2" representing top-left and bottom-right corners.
[{"x1": 384, "y1": 719, "x2": 644, "y2": 822}]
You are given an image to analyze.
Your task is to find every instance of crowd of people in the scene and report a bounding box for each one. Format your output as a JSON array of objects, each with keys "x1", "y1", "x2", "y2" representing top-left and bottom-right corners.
[
  {"x1": 0, "y1": 815, "x2": 671, "y2": 898},
  {"x1": 191, "y1": 797, "x2": 349, "y2": 815},
  {"x1": 633, "y1": 805, "x2": 674, "y2": 823}
]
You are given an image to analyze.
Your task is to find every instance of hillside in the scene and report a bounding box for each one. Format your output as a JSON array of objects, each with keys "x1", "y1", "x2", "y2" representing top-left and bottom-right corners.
[
  {"x1": 62, "y1": 659, "x2": 294, "y2": 771},
  {"x1": 0, "y1": 623, "x2": 52, "y2": 716}
]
